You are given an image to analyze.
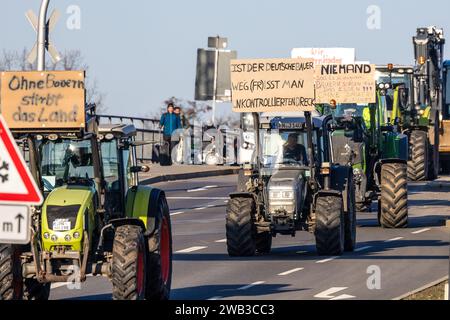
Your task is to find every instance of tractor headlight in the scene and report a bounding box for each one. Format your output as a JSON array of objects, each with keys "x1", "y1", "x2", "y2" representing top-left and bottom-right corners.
[
  {"x1": 73, "y1": 232, "x2": 81, "y2": 239},
  {"x1": 43, "y1": 232, "x2": 50, "y2": 239},
  {"x1": 51, "y1": 235, "x2": 58, "y2": 242},
  {"x1": 269, "y1": 190, "x2": 294, "y2": 199},
  {"x1": 64, "y1": 235, "x2": 72, "y2": 242}
]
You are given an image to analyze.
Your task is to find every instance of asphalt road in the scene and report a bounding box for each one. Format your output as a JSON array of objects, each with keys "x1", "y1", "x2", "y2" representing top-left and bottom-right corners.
[{"x1": 49, "y1": 175, "x2": 450, "y2": 300}]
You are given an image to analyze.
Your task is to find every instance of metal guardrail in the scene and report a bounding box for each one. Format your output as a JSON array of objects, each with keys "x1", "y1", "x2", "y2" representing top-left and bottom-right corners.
[
  {"x1": 97, "y1": 114, "x2": 240, "y2": 165},
  {"x1": 97, "y1": 114, "x2": 162, "y2": 163}
]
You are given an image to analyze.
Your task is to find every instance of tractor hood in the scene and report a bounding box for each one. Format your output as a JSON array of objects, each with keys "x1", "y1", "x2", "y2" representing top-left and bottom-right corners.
[
  {"x1": 267, "y1": 170, "x2": 305, "y2": 191},
  {"x1": 41, "y1": 185, "x2": 96, "y2": 251}
]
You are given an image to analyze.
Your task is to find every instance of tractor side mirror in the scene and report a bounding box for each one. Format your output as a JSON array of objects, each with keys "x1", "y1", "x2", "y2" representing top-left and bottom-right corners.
[{"x1": 130, "y1": 165, "x2": 150, "y2": 173}]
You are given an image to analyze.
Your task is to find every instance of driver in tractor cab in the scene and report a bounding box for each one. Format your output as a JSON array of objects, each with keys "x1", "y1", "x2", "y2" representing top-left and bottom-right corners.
[
  {"x1": 283, "y1": 133, "x2": 308, "y2": 165},
  {"x1": 65, "y1": 145, "x2": 94, "y2": 179}
]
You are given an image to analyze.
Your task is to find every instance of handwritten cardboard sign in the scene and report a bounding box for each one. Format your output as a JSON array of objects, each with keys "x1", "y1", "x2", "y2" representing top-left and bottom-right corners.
[
  {"x1": 291, "y1": 47, "x2": 355, "y2": 65},
  {"x1": 0, "y1": 71, "x2": 86, "y2": 130},
  {"x1": 314, "y1": 64, "x2": 376, "y2": 104},
  {"x1": 230, "y1": 58, "x2": 315, "y2": 113}
]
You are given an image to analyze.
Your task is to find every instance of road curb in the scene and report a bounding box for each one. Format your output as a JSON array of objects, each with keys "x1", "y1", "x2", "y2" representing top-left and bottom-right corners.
[
  {"x1": 392, "y1": 276, "x2": 449, "y2": 300},
  {"x1": 140, "y1": 168, "x2": 240, "y2": 185}
]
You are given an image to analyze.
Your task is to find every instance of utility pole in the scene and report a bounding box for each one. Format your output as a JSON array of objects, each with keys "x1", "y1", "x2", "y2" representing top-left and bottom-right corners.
[
  {"x1": 37, "y1": 0, "x2": 50, "y2": 71},
  {"x1": 212, "y1": 36, "x2": 220, "y2": 127}
]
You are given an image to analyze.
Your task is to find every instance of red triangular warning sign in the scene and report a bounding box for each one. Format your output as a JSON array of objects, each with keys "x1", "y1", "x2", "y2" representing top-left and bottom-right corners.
[{"x1": 0, "y1": 115, "x2": 43, "y2": 205}]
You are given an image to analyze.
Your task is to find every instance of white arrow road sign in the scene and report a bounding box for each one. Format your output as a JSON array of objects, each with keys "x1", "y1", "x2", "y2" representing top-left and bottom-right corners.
[
  {"x1": 0, "y1": 205, "x2": 30, "y2": 244},
  {"x1": 314, "y1": 287, "x2": 356, "y2": 300}
]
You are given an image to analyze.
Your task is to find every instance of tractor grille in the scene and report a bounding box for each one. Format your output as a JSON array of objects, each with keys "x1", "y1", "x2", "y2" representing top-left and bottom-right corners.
[{"x1": 46, "y1": 205, "x2": 80, "y2": 231}]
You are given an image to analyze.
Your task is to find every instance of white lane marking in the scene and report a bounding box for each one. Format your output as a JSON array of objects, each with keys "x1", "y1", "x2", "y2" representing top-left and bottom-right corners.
[
  {"x1": 316, "y1": 256, "x2": 338, "y2": 263},
  {"x1": 314, "y1": 287, "x2": 355, "y2": 300},
  {"x1": 278, "y1": 267, "x2": 304, "y2": 276},
  {"x1": 354, "y1": 246, "x2": 372, "y2": 252},
  {"x1": 411, "y1": 228, "x2": 431, "y2": 234},
  {"x1": 170, "y1": 211, "x2": 184, "y2": 216},
  {"x1": 175, "y1": 246, "x2": 208, "y2": 253},
  {"x1": 166, "y1": 197, "x2": 228, "y2": 200},
  {"x1": 194, "y1": 206, "x2": 207, "y2": 211},
  {"x1": 208, "y1": 296, "x2": 223, "y2": 300},
  {"x1": 187, "y1": 185, "x2": 218, "y2": 193},
  {"x1": 215, "y1": 239, "x2": 227, "y2": 243},
  {"x1": 237, "y1": 281, "x2": 265, "y2": 290},
  {"x1": 385, "y1": 236, "x2": 404, "y2": 242}
]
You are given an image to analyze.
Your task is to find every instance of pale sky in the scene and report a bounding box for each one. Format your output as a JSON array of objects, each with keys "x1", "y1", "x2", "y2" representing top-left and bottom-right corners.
[{"x1": 2, "y1": 0, "x2": 450, "y2": 118}]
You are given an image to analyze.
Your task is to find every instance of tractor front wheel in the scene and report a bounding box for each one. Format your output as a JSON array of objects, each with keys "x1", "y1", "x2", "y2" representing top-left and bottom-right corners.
[
  {"x1": 112, "y1": 225, "x2": 146, "y2": 300},
  {"x1": 314, "y1": 196, "x2": 345, "y2": 256},
  {"x1": 226, "y1": 197, "x2": 256, "y2": 256},
  {"x1": 0, "y1": 245, "x2": 23, "y2": 300},
  {"x1": 380, "y1": 163, "x2": 408, "y2": 228}
]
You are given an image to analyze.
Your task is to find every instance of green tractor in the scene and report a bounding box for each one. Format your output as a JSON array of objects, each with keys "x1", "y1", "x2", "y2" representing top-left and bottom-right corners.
[
  {"x1": 319, "y1": 82, "x2": 409, "y2": 228},
  {"x1": 227, "y1": 111, "x2": 357, "y2": 256},
  {"x1": 0, "y1": 105, "x2": 172, "y2": 300}
]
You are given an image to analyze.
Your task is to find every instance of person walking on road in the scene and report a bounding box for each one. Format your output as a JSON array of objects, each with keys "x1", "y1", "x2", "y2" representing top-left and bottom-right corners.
[{"x1": 160, "y1": 103, "x2": 181, "y2": 165}]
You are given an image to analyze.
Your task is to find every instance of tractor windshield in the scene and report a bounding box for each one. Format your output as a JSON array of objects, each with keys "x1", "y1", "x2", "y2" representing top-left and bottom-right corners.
[
  {"x1": 261, "y1": 130, "x2": 309, "y2": 168},
  {"x1": 39, "y1": 139, "x2": 95, "y2": 191},
  {"x1": 332, "y1": 104, "x2": 367, "y2": 119}
]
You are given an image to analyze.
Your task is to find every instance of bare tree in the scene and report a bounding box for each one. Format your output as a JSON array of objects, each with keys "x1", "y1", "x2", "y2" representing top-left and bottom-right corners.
[{"x1": 0, "y1": 48, "x2": 107, "y2": 113}]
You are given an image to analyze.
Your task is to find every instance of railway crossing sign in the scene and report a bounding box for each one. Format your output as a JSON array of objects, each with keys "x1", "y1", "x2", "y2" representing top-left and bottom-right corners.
[
  {"x1": 25, "y1": 9, "x2": 62, "y2": 64},
  {"x1": 0, "y1": 115, "x2": 43, "y2": 206}
]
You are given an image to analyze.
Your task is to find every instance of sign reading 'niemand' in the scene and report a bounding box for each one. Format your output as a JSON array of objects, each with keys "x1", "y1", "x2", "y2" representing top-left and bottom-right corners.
[
  {"x1": 0, "y1": 71, "x2": 86, "y2": 130},
  {"x1": 230, "y1": 58, "x2": 315, "y2": 113},
  {"x1": 314, "y1": 64, "x2": 376, "y2": 104}
]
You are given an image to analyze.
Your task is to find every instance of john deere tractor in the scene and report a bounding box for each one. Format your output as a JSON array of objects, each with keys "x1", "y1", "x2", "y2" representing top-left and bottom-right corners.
[
  {"x1": 227, "y1": 111, "x2": 356, "y2": 256},
  {"x1": 0, "y1": 104, "x2": 172, "y2": 300},
  {"x1": 321, "y1": 81, "x2": 409, "y2": 228}
]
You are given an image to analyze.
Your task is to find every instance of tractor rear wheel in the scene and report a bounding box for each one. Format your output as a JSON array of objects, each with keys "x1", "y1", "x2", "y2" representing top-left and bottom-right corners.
[
  {"x1": 344, "y1": 175, "x2": 357, "y2": 252},
  {"x1": 408, "y1": 130, "x2": 429, "y2": 181},
  {"x1": 380, "y1": 163, "x2": 408, "y2": 228},
  {"x1": 226, "y1": 197, "x2": 256, "y2": 256},
  {"x1": 146, "y1": 195, "x2": 173, "y2": 300},
  {"x1": 0, "y1": 245, "x2": 23, "y2": 300},
  {"x1": 315, "y1": 196, "x2": 345, "y2": 256},
  {"x1": 112, "y1": 225, "x2": 146, "y2": 300}
]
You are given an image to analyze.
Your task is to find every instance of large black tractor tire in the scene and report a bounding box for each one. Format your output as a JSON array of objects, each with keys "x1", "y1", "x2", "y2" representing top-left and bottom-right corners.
[
  {"x1": 379, "y1": 163, "x2": 408, "y2": 228},
  {"x1": 226, "y1": 197, "x2": 256, "y2": 256},
  {"x1": 344, "y1": 176, "x2": 357, "y2": 252},
  {"x1": 255, "y1": 232, "x2": 272, "y2": 254},
  {"x1": 408, "y1": 130, "x2": 429, "y2": 181},
  {"x1": 0, "y1": 245, "x2": 23, "y2": 300},
  {"x1": 112, "y1": 225, "x2": 147, "y2": 300},
  {"x1": 314, "y1": 196, "x2": 345, "y2": 256},
  {"x1": 146, "y1": 195, "x2": 173, "y2": 300},
  {"x1": 23, "y1": 279, "x2": 50, "y2": 300}
]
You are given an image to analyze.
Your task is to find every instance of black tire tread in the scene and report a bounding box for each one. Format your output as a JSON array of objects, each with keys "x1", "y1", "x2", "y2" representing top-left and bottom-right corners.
[
  {"x1": 408, "y1": 130, "x2": 428, "y2": 181},
  {"x1": 315, "y1": 196, "x2": 345, "y2": 256},
  {"x1": 226, "y1": 197, "x2": 256, "y2": 256},
  {"x1": 112, "y1": 225, "x2": 145, "y2": 300},
  {"x1": 380, "y1": 162, "x2": 408, "y2": 228}
]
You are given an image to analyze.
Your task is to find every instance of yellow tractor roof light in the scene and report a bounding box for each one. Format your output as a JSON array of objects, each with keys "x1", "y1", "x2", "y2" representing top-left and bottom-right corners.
[
  {"x1": 329, "y1": 99, "x2": 337, "y2": 109},
  {"x1": 387, "y1": 63, "x2": 394, "y2": 71}
]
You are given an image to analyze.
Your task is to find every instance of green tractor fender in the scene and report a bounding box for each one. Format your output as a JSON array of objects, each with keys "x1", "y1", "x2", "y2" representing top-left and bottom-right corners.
[{"x1": 123, "y1": 186, "x2": 167, "y2": 236}]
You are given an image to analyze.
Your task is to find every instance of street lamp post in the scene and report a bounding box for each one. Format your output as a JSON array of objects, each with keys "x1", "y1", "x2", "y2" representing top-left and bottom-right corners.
[{"x1": 37, "y1": 0, "x2": 50, "y2": 71}]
